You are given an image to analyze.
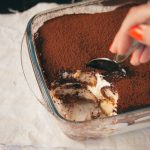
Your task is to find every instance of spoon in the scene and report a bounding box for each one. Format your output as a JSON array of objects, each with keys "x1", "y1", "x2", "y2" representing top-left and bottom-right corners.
[{"x1": 86, "y1": 40, "x2": 144, "y2": 72}]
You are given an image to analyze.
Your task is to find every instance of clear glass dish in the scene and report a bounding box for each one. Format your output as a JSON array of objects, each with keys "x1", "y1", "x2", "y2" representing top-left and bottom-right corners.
[{"x1": 23, "y1": 0, "x2": 150, "y2": 140}]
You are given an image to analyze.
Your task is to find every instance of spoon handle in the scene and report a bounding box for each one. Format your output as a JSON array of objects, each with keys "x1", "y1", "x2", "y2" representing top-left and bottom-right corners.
[{"x1": 114, "y1": 41, "x2": 144, "y2": 63}]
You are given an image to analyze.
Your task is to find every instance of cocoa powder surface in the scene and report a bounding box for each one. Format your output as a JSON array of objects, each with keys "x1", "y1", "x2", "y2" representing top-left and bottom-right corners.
[
  {"x1": 34, "y1": 5, "x2": 150, "y2": 113},
  {"x1": 35, "y1": 7, "x2": 129, "y2": 82}
]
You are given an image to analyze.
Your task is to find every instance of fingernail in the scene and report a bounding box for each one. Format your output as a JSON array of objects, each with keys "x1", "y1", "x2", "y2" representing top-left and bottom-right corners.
[
  {"x1": 109, "y1": 43, "x2": 116, "y2": 53},
  {"x1": 129, "y1": 25, "x2": 143, "y2": 41},
  {"x1": 109, "y1": 43, "x2": 113, "y2": 50},
  {"x1": 130, "y1": 59, "x2": 140, "y2": 66}
]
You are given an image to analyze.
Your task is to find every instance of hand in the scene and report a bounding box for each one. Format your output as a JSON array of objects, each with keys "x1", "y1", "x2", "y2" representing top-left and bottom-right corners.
[{"x1": 109, "y1": 4, "x2": 150, "y2": 66}]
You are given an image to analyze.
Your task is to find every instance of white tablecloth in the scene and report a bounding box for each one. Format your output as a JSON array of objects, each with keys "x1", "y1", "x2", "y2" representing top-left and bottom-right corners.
[{"x1": 0, "y1": 3, "x2": 149, "y2": 150}]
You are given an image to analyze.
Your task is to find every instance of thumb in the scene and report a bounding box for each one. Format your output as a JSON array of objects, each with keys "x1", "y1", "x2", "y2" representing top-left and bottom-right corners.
[{"x1": 129, "y1": 24, "x2": 150, "y2": 47}]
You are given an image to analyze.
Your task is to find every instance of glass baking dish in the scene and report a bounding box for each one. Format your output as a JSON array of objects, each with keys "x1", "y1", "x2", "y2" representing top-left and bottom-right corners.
[{"x1": 22, "y1": 0, "x2": 150, "y2": 140}]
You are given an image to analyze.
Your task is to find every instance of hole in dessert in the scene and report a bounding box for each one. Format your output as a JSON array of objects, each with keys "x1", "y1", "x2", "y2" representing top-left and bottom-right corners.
[{"x1": 50, "y1": 70, "x2": 118, "y2": 121}]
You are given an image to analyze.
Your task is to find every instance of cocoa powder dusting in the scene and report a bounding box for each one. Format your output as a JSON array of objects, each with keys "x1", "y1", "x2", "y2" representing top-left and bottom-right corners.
[{"x1": 34, "y1": 5, "x2": 150, "y2": 113}]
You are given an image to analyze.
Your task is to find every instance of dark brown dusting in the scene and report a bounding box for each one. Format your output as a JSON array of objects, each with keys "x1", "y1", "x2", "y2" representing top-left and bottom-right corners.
[
  {"x1": 55, "y1": 93, "x2": 95, "y2": 104},
  {"x1": 51, "y1": 78, "x2": 80, "y2": 89},
  {"x1": 34, "y1": 4, "x2": 150, "y2": 113},
  {"x1": 101, "y1": 86, "x2": 117, "y2": 103},
  {"x1": 91, "y1": 111, "x2": 100, "y2": 119},
  {"x1": 103, "y1": 69, "x2": 127, "y2": 83}
]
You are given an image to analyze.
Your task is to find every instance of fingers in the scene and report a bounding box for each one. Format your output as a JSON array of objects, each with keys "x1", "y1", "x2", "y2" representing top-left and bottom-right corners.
[
  {"x1": 142, "y1": 25, "x2": 150, "y2": 46},
  {"x1": 129, "y1": 25, "x2": 150, "y2": 46},
  {"x1": 120, "y1": 4, "x2": 150, "y2": 33},
  {"x1": 140, "y1": 46, "x2": 150, "y2": 63},
  {"x1": 130, "y1": 46, "x2": 144, "y2": 66},
  {"x1": 109, "y1": 33, "x2": 118, "y2": 54},
  {"x1": 110, "y1": 32, "x2": 133, "y2": 55},
  {"x1": 130, "y1": 46, "x2": 150, "y2": 65},
  {"x1": 110, "y1": 4, "x2": 150, "y2": 55}
]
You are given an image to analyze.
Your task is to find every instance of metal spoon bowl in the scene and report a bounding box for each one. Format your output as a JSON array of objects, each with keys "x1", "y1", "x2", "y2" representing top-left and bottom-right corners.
[
  {"x1": 86, "y1": 58, "x2": 120, "y2": 72},
  {"x1": 87, "y1": 41, "x2": 144, "y2": 72}
]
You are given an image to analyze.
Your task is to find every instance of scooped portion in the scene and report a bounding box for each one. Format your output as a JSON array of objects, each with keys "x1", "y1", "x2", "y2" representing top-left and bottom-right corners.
[{"x1": 50, "y1": 70, "x2": 118, "y2": 121}]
